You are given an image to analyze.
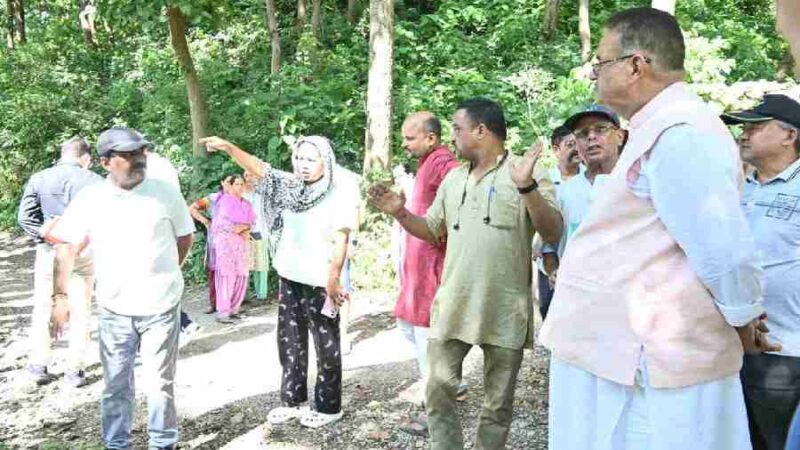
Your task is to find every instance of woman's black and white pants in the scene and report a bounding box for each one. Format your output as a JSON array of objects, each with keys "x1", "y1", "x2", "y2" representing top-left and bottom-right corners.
[{"x1": 277, "y1": 277, "x2": 342, "y2": 414}]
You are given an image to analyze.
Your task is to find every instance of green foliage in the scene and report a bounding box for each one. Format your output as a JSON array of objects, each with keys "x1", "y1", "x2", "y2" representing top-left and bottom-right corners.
[{"x1": 0, "y1": 0, "x2": 792, "y2": 283}]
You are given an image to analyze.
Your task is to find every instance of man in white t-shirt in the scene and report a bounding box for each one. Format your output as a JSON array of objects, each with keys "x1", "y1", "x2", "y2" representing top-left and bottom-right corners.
[{"x1": 50, "y1": 126, "x2": 195, "y2": 450}]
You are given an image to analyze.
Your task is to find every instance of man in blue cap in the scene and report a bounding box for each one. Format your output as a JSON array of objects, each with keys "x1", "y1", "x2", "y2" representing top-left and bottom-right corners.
[
  {"x1": 49, "y1": 126, "x2": 195, "y2": 450},
  {"x1": 541, "y1": 104, "x2": 625, "y2": 285},
  {"x1": 723, "y1": 93, "x2": 800, "y2": 450}
]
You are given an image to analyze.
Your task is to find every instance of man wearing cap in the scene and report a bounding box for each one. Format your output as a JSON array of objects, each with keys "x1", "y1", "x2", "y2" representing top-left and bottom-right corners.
[
  {"x1": 723, "y1": 93, "x2": 800, "y2": 450},
  {"x1": 49, "y1": 126, "x2": 195, "y2": 450},
  {"x1": 541, "y1": 8, "x2": 777, "y2": 450},
  {"x1": 540, "y1": 106, "x2": 624, "y2": 289},
  {"x1": 560, "y1": 105, "x2": 623, "y2": 241},
  {"x1": 17, "y1": 136, "x2": 102, "y2": 388}
]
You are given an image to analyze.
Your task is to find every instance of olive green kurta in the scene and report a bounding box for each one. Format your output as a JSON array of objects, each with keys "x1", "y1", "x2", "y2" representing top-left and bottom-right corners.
[{"x1": 425, "y1": 153, "x2": 557, "y2": 350}]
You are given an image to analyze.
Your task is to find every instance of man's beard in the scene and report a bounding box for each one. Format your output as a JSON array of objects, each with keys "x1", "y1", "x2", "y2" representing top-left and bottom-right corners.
[{"x1": 110, "y1": 167, "x2": 146, "y2": 190}]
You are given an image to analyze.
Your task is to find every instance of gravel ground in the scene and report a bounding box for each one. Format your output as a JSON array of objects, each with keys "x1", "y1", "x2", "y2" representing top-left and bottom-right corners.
[{"x1": 0, "y1": 233, "x2": 549, "y2": 449}]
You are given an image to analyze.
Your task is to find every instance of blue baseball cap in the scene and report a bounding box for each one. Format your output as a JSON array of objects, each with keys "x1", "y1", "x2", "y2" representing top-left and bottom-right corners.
[{"x1": 563, "y1": 104, "x2": 621, "y2": 131}]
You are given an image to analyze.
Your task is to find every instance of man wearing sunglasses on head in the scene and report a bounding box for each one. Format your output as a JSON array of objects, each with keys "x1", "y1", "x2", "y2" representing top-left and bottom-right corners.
[{"x1": 369, "y1": 97, "x2": 562, "y2": 450}]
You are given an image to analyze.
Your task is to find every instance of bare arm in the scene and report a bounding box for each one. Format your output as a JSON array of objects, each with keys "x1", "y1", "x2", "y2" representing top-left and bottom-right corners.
[
  {"x1": 512, "y1": 142, "x2": 563, "y2": 244},
  {"x1": 189, "y1": 203, "x2": 211, "y2": 228},
  {"x1": 326, "y1": 229, "x2": 351, "y2": 306},
  {"x1": 51, "y1": 242, "x2": 80, "y2": 338},
  {"x1": 367, "y1": 184, "x2": 438, "y2": 244},
  {"x1": 199, "y1": 136, "x2": 268, "y2": 177},
  {"x1": 394, "y1": 208, "x2": 438, "y2": 243},
  {"x1": 177, "y1": 233, "x2": 194, "y2": 266},
  {"x1": 521, "y1": 190, "x2": 563, "y2": 244}
]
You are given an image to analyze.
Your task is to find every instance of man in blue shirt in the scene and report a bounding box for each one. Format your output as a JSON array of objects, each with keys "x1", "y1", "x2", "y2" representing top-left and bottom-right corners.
[
  {"x1": 17, "y1": 137, "x2": 102, "y2": 387},
  {"x1": 723, "y1": 93, "x2": 800, "y2": 450}
]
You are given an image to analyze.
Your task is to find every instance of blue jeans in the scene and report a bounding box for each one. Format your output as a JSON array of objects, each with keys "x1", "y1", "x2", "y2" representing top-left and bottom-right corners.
[{"x1": 99, "y1": 305, "x2": 180, "y2": 450}]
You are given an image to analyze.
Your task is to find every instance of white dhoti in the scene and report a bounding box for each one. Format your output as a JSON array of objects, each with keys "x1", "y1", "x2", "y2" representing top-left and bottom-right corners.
[{"x1": 548, "y1": 355, "x2": 752, "y2": 450}]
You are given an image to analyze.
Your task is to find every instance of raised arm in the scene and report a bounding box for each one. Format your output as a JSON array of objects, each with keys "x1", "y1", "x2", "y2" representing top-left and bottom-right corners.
[
  {"x1": 511, "y1": 142, "x2": 563, "y2": 244},
  {"x1": 368, "y1": 184, "x2": 438, "y2": 243},
  {"x1": 200, "y1": 136, "x2": 268, "y2": 177}
]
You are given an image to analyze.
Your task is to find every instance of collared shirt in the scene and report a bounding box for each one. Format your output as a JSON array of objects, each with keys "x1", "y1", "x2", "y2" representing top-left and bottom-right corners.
[
  {"x1": 628, "y1": 117, "x2": 763, "y2": 327},
  {"x1": 557, "y1": 172, "x2": 611, "y2": 256},
  {"x1": 742, "y1": 158, "x2": 800, "y2": 356},
  {"x1": 395, "y1": 146, "x2": 460, "y2": 327},
  {"x1": 425, "y1": 153, "x2": 557, "y2": 349},
  {"x1": 52, "y1": 178, "x2": 195, "y2": 316},
  {"x1": 17, "y1": 160, "x2": 102, "y2": 242}
]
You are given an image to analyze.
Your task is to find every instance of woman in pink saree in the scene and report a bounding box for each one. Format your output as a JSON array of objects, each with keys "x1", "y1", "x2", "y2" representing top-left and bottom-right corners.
[{"x1": 212, "y1": 175, "x2": 256, "y2": 323}]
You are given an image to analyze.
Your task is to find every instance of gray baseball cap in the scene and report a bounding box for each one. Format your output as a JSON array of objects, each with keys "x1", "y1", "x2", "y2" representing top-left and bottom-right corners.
[{"x1": 97, "y1": 126, "x2": 151, "y2": 157}]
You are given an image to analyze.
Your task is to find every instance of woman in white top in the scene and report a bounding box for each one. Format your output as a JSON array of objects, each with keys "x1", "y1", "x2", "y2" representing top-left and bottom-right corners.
[{"x1": 200, "y1": 135, "x2": 360, "y2": 428}]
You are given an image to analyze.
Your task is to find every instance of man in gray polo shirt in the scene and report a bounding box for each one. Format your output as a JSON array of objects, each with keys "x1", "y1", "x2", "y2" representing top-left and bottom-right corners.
[
  {"x1": 723, "y1": 93, "x2": 800, "y2": 450},
  {"x1": 50, "y1": 126, "x2": 194, "y2": 450},
  {"x1": 17, "y1": 137, "x2": 102, "y2": 387}
]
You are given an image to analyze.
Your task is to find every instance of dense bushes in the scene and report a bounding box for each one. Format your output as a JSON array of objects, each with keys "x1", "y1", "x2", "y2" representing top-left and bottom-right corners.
[{"x1": 0, "y1": 0, "x2": 794, "y2": 285}]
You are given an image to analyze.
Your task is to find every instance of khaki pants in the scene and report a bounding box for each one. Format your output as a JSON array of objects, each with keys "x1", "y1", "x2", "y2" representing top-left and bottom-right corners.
[
  {"x1": 28, "y1": 243, "x2": 94, "y2": 371},
  {"x1": 426, "y1": 338, "x2": 523, "y2": 450}
]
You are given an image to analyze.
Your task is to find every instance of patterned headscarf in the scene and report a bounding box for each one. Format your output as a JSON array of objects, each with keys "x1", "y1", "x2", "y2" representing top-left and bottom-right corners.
[{"x1": 255, "y1": 135, "x2": 337, "y2": 245}]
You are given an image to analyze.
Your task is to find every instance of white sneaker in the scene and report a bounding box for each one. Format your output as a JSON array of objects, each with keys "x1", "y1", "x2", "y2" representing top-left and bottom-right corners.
[
  {"x1": 299, "y1": 410, "x2": 343, "y2": 428},
  {"x1": 267, "y1": 405, "x2": 310, "y2": 424}
]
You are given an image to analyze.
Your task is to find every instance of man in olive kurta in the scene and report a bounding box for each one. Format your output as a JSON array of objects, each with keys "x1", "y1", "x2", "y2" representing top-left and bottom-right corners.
[{"x1": 369, "y1": 98, "x2": 562, "y2": 450}]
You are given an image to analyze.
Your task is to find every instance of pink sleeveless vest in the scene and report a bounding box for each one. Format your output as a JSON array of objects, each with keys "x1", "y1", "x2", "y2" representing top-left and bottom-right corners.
[{"x1": 540, "y1": 83, "x2": 744, "y2": 388}]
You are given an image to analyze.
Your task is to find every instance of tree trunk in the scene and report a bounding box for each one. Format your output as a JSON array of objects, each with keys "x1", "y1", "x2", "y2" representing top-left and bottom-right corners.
[
  {"x1": 79, "y1": 0, "x2": 97, "y2": 49},
  {"x1": 651, "y1": 0, "x2": 676, "y2": 15},
  {"x1": 264, "y1": 0, "x2": 280, "y2": 74},
  {"x1": 776, "y1": 0, "x2": 800, "y2": 79},
  {"x1": 297, "y1": 0, "x2": 307, "y2": 30},
  {"x1": 166, "y1": 6, "x2": 209, "y2": 157},
  {"x1": 542, "y1": 0, "x2": 559, "y2": 41},
  {"x1": 578, "y1": 0, "x2": 590, "y2": 63},
  {"x1": 347, "y1": 0, "x2": 360, "y2": 24},
  {"x1": 311, "y1": 0, "x2": 321, "y2": 39},
  {"x1": 363, "y1": 0, "x2": 393, "y2": 173},
  {"x1": 5, "y1": 0, "x2": 14, "y2": 49},
  {"x1": 11, "y1": 0, "x2": 23, "y2": 43}
]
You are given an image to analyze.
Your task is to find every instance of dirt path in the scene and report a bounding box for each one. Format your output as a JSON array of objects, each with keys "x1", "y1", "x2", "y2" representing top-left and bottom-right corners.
[{"x1": 0, "y1": 233, "x2": 549, "y2": 449}]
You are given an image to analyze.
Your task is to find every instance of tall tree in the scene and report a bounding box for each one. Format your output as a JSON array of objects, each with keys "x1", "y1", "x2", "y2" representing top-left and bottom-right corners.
[
  {"x1": 347, "y1": 0, "x2": 360, "y2": 24},
  {"x1": 542, "y1": 0, "x2": 559, "y2": 41},
  {"x1": 264, "y1": 0, "x2": 280, "y2": 73},
  {"x1": 5, "y1": 0, "x2": 14, "y2": 49},
  {"x1": 311, "y1": 0, "x2": 321, "y2": 39},
  {"x1": 167, "y1": 6, "x2": 208, "y2": 157},
  {"x1": 10, "y1": 0, "x2": 22, "y2": 43},
  {"x1": 578, "y1": 0, "x2": 590, "y2": 63},
  {"x1": 79, "y1": 0, "x2": 97, "y2": 48},
  {"x1": 651, "y1": 0, "x2": 676, "y2": 15},
  {"x1": 363, "y1": 0, "x2": 393, "y2": 173},
  {"x1": 296, "y1": 0, "x2": 307, "y2": 29},
  {"x1": 776, "y1": 0, "x2": 800, "y2": 79}
]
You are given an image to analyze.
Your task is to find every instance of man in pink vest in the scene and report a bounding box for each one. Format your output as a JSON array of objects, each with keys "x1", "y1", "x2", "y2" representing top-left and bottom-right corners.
[
  {"x1": 540, "y1": 7, "x2": 780, "y2": 450},
  {"x1": 394, "y1": 113, "x2": 461, "y2": 412}
]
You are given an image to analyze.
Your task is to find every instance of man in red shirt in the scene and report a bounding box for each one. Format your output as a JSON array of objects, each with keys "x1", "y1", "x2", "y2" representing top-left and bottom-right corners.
[{"x1": 395, "y1": 112, "x2": 461, "y2": 429}]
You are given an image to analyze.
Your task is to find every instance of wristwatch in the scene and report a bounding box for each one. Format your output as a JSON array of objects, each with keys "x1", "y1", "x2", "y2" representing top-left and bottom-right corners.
[{"x1": 517, "y1": 179, "x2": 539, "y2": 194}]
